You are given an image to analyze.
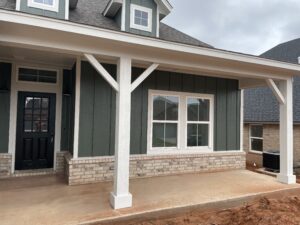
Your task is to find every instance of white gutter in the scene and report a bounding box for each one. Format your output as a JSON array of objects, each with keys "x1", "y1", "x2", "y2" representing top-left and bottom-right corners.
[{"x1": 1, "y1": 9, "x2": 300, "y2": 73}]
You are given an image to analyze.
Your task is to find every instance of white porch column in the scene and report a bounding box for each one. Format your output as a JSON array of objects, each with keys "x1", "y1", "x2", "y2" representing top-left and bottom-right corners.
[
  {"x1": 277, "y1": 78, "x2": 296, "y2": 184},
  {"x1": 110, "y1": 56, "x2": 132, "y2": 209},
  {"x1": 73, "y1": 56, "x2": 81, "y2": 159}
]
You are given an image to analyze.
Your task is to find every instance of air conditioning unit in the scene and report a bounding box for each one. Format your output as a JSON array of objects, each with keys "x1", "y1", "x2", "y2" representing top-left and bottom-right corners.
[{"x1": 263, "y1": 150, "x2": 280, "y2": 172}]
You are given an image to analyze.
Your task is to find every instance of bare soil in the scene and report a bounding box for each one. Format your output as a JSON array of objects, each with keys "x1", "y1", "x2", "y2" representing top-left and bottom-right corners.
[{"x1": 109, "y1": 196, "x2": 300, "y2": 225}]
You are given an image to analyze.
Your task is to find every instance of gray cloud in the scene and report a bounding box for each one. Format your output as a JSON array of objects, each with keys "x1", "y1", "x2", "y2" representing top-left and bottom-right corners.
[{"x1": 163, "y1": 0, "x2": 300, "y2": 55}]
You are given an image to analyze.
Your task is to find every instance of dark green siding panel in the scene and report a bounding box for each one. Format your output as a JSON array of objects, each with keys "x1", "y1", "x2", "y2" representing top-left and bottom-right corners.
[
  {"x1": 215, "y1": 79, "x2": 227, "y2": 151},
  {"x1": 0, "y1": 62, "x2": 11, "y2": 153},
  {"x1": 155, "y1": 71, "x2": 170, "y2": 90},
  {"x1": 226, "y1": 80, "x2": 238, "y2": 150},
  {"x1": 78, "y1": 62, "x2": 95, "y2": 157},
  {"x1": 140, "y1": 73, "x2": 156, "y2": 154},
  {"x1": 169, "y1": 73, "x2": 182, "y2": 92},
  {"x1": 195, "y1": 76, "x2": 206, "y2": 93},
  {"x1": 236, "y1": 90, "x2": 241, "y2": 149},
  {"x1": 182, "y1": 75, "x2": 195, "y2": 92}
]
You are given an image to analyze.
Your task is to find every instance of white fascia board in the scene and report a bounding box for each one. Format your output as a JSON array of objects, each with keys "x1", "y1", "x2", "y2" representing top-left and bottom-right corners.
[
  {"x1": 1, "y1": 10, "x2": 300, "y2": 76},
  {"x1": 154, "y1": 0, "x2": 172, "y2": 16}
]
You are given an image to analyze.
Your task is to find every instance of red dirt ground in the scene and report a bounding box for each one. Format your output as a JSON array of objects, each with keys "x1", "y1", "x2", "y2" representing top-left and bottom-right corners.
[{"x1": 109, "y1": 196, "x2": 300, "y2": 225}]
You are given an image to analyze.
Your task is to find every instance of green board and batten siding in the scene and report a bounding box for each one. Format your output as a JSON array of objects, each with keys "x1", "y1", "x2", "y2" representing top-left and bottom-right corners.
[
  {"x1": 0, "y1": 62, "x2": 11, "y2": 153},
  {"x1": 78, "y1": 62, "x2": 241, "y2": 157},
  {"x1": 19, "y1": 0, "x2": 66, "y2": 19}
]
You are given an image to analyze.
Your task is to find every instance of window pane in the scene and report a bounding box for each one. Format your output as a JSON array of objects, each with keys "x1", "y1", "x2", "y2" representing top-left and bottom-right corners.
[
  {"x1": 19, "y1": 68, "x2": 38, "y2": 82},
  {"x1": 187, "y1": 98, "x2": 210, "y2": 121},
  {"x1": 152, "y1": 123, "x2": 164, "y2": 147},
  {"x1": 187, "y1": 124, "x2": 209, "y2": 147},
  {"x1": 42, "y1": 98, "x2": 49, "y2": 109},
  {"x1": 187, "y1": 98, "x2": 198, "y2": 121},
  {"x1": 198, "y1": 124, "x2": 209, "y2": 146},
  {"x1": 187, "y1": 124, "x2": 197, "y2": 147},
  {"x1": 135, "y1": 10, "x2": 142, "y2": 18},
  {"x1": 38, "y1": 70, "x2": 57, "y2": 83},
  {"x1": 166, "y1": 96, "x2": 178, "y2": 121},
  {"x1": 135, "y1": 17, "x2": 141, "y2": 25},
  {"x1": 153, "y1": 95, "x2": 179, "y2": 121},
  {"x1": 198, "y1": 100, "x2": 210, "y2": 121},
  {"x1": 153, "y1": 96, "x2": 166, "y2": 120},
  {"x1": 165, "y1": 123, "x2": 177, "y2": 147},
  {"x1": 251, "y1": 138, "x2": 263, "y2": 151},
  {"x1": 33, "y1": 98, "x2": 41, "y2": 109},
  {"x1": 41, "y1": 121, "x2": 48, "y2": 132},
  {"x1": 24, "y1": 109, "x2": 33, "y2": 120},
  {"x1": 251, "y1": 125, "x2": 263, "y2": 138},
  {"x1": 141, "y1": 18, "x2": 148, "y2": 27},
  {"x1": 19, "y1": 68, "x2": 57, "y2": 84},
  {"x1": 24, "y1": 121, "x2": 32, "y2": 132},
  {"x1": 25, "y1": 97, "x2": 33, "y2": 108},
  {"x1": 141, "y1": 11, "x2": 148, "y2": 19}
]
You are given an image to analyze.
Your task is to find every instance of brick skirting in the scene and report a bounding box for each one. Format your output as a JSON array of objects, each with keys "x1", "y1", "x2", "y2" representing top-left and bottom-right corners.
[
  {"x1": 0, "y1": 154, "x2": 12, "y2": 178},
  {"x1": 66, "y1": 152, "x2": 246, "y2": 185}
]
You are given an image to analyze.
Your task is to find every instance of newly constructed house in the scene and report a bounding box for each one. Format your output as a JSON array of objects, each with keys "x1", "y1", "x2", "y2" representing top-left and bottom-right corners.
[
  {"x1": 244, "y1": 38, "x2": 300, "y2": 168},
  {"x1": 0, "y1": 0, "x2": 299, "y2": 209}
]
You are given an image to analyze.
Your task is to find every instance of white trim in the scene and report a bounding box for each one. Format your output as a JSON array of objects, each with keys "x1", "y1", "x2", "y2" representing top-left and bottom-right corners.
[
  {"x1": 121, "y1": 0, "x2": 126, "y2": 31},
  {"x1": 1, "y1": 10, "x2": 300, "y2": 79},
  {"x1": 16, "y1": 0, "x2": 21, "y2": 11},
  {"x1": 147, "y1": 90, "x2": 214, "y2": 154},
  {"x1": 156, "y1": 4, "x2": 160, "y2": 37},
  {"x1": 27, "y1": 0, "x2": 59, "y2": 12},
  {"x1": 240, "y1": 89, "x2": 244, "y2": 151},
  {"x1": 131, "y1": 63, "x2": 158, "y2": 92},
  {"x1": 8, "y1": 62, "x2": 63, "y2": 173},
  {"x1": 130, "y1": 4, "x2": 153, "y2": 33},
  {"x1": 266, "y1": 79, "x2": 285, "y2": 104},
  {"x1": 65, "y1": 0, "x2": 69, "y2": 20},
  {"x1": 84, "y1": 54, "x2": 119, "y2": 92},
  {"x1": 249, "y1": 124, "x2": 263, "y2": 153},
  {"x1": 72, "y1": 56, "x2": 81, "y2": 159}
]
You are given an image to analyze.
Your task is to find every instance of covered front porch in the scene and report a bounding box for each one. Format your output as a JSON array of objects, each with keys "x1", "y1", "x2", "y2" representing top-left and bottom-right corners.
[
  {"x1": 1, "y1": 170, "x2": 299, "y2": 225},
  {"x1": 1, "y1": 9, "x2": 300, "y2": 211}
]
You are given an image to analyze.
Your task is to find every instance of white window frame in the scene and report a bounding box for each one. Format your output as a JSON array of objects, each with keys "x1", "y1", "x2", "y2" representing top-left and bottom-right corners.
[
  {"x1": 17, "y1": 66, "x2": 59, "y2": 86},
  {"x1": 249, "y1": 124, "x2": 263, "y2": 154},
  {"x1": 147, "y1": 90, "x2": 214, "y2": 155},
  {"x1": 28, "y1": 0, "x2": 59, "y2": 12},
  {"x1": 130, "y1": 4, "x2": 153, "y2": 33}
]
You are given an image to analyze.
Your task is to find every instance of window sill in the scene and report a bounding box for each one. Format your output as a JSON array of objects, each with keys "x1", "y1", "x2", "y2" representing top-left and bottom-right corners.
[
  {"x1": 249, "y1": 150, "x2": 263, "y2": 155},
  {"x1": 148, "y1": 148, "x2": 214, "y2": 155}
]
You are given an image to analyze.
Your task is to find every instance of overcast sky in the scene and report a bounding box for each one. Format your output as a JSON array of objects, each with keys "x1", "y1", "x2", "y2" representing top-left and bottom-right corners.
[{"x1": 163, "y1": 0, "x2": 300, "y2": 55}]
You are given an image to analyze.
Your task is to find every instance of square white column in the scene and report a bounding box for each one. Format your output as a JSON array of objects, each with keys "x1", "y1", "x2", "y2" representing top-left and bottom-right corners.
[
  {"x1": 110, "y1": 56, "x2": 133, "y2": 209},
  {"x1": 277, "y1": 78, "x2": 296, "y2": 184}
]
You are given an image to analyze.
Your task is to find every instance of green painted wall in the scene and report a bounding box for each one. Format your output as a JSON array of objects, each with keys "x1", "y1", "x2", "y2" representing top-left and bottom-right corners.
[
  {"x1": 61, "y1": 65, "x2": 76, "y2": 154},
  {"x1": 20, "y1": 0, "x2": 66, "y2": 19},
  {"x1": 125, "y1": 0, "x2": 158, "y2": 37},
  {"x1": 0, "y1": 62, "x2": 11, "y2": 153},
  {"x1": 78, "y1": 62, "x2": 241, "y2": 157}
]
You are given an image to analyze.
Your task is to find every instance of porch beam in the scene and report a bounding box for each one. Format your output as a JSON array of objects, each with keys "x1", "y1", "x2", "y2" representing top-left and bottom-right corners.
[
  {"x1": 84, "y1": 53, "x2": 119, "y2": 92},
  {"x1": 266, "y1": 79, "x2": 286, "y2": 105},
  {"x1": 110, "y1": 56, "x2": 132, "y2": 209},
  {"x1": 131, "y1": 63, "x2": 159, "y2": 92},
  {"x1": 277, "y1": 78, "x2": 296, "y2": 184}
]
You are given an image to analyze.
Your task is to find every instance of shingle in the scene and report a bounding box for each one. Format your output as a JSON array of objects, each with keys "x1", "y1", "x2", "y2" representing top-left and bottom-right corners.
[{"x1": 244, "y1": 38, "x2": 300, "y2": 123}]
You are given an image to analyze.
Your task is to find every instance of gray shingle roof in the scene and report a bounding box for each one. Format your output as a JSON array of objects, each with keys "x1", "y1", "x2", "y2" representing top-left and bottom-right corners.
[
  {"x1": 244, "y1": 38, "x2": 300, "y2": 123},
  {"x1": 0, "y1": 0, "x2": 212, "y2": 48}
]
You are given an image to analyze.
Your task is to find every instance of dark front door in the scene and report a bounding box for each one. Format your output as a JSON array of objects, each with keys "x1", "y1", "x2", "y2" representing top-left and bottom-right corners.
[{"x1": 15, "y1": 92, "x2": 56, "y2": 170}]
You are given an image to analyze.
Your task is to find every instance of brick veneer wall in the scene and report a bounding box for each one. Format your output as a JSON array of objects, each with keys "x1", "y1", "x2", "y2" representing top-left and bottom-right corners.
[
  {"x1": 244, "y1": 124, "x2": 300, "y2": 168},
  {"x1": 65, "y1": 152, "x2": 246, "y2": 185},
  {"x1": 0, "y1": 154, "x2": 12, "y2": 178}
]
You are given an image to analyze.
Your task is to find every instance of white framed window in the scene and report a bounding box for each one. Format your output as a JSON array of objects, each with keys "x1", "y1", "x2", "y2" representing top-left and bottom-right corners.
[
  {"x1": 249, "y1": 125, "x2": 263, "y2": 153},
  {"x1": 148, "y1": 90, "x2": 214, "y2": 154},
  {"x1": 17, "y1": 66, "x2": 58, "y2": 85},
  {"x1": 130, "y1": 4, "x2": 153, "y2": 32},
  {"x1": 28, "y1": 0, "x2": 59, "y2": 12}
]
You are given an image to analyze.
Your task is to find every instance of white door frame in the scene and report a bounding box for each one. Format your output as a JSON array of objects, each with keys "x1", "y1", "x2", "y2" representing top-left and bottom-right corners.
[{"x1": 8, "y1": 62, "x2": 63, "y2": 173}]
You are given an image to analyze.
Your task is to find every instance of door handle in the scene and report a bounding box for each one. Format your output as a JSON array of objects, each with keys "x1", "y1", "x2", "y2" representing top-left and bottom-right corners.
[{"x1": 51, "y1": 136, "x2": 54, "y2": 144}]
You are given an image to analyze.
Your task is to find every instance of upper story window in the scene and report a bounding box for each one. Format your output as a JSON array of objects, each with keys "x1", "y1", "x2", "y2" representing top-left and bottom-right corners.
[
  {"x1": 28, "y1": 0, "x2": 59, "y2": 12},
  {"x1": 130, "y1": 4, "x2": 152, "y2": 32}
]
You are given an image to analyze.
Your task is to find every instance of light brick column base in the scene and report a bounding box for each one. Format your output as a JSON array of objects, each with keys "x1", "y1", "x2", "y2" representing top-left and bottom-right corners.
[
  {"x1": 0, "y1": 154, "x2": 12, "y2": 178},
  {"x1": 65, "y1": 151, "x2": 246, "y2": 185}
]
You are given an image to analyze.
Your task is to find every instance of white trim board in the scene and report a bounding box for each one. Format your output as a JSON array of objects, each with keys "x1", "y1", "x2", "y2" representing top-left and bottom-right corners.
[{"x1": 8, "y1": 62, "x2": 63, "y2": 173}]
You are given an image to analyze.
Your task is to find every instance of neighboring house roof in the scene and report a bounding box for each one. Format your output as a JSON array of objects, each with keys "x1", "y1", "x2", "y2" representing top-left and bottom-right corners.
[
  {"x1": 0, "y1": 0, "x2": 212, "y2": 48},
  {"x1": 244, "y1": 38, "x2": 300, "y2": 123}
]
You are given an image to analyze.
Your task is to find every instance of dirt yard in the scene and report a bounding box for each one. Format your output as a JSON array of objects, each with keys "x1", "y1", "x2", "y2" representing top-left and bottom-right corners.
[{"x1": 108, "y1": 195, "x2": 300, "y2": 225}]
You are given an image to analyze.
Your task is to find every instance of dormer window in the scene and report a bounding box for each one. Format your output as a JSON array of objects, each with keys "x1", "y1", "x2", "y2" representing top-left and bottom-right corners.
[
  {"x1": 130, "y1": 4, "x2": 152, "y2": 32},
  {"x1": 28, "y1": 0, "x2": 59, "y2": 12}
]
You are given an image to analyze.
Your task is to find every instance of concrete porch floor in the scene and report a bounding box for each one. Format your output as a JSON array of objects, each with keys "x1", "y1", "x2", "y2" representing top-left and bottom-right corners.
[{"x1": 1, "y1": 170, "x2": 300, "y2": 225}]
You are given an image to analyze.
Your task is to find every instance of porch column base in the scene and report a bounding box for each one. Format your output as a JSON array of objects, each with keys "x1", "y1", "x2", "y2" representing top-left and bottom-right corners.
[
  {"x1": 277, "y1": 174, "x2": 296, "y2": 184},
  {"x1": 110, "y1": 192, "x2": 132, "y2": 209}
]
